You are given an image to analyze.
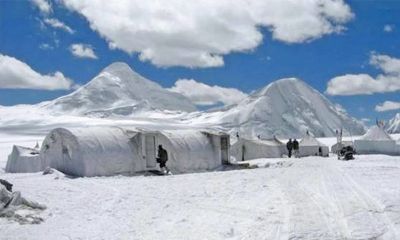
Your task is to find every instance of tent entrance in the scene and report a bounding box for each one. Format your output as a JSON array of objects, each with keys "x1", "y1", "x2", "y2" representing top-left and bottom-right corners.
[
  {"x1": 145, "y1": 135, "x2": 157, "y2": 168},
  {"x1": 221, "y1": 136, "x2": 229, "y2": 165}
]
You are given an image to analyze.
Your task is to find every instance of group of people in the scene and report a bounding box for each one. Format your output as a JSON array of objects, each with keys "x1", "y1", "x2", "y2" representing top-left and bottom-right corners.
[{"x1": 286, "y1": 139, "x2": 300, "y2": 158}]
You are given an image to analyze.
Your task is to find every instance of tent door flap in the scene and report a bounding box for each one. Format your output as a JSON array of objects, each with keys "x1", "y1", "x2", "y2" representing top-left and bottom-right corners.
[
  {"x1": 221, "y1": 136, "x2": 229, "y2": 165},
  {"x1": 145, "y1": 135, "x2": 157, "y2": 168}
]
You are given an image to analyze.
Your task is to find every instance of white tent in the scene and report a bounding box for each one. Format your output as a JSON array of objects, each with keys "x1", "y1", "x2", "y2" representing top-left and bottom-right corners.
[
  {"x1": 5, "y1": 145, "x2": 41, "y2": 173},
  {"x1": 231, "y1": 137, "x2": 286, "y2": 161},
  {"x1": 299, "y1": 135, "x2": 329, "y2": 157},
  {"x1": 36, "y1": 127, "x2": 230, "y2": 177},
  {"x1": 354, "y1": 126, "x2": 400, "y2": 155}
]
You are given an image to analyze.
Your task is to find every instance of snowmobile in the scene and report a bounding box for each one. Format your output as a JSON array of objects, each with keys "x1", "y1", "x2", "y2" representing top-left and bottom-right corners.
[{"x1": 338, "y1": 146, "x2": 355, "y2": 161}]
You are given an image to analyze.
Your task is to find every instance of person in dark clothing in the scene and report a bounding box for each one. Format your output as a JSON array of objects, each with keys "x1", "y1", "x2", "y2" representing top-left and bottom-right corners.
[
  {"x1": 286, "y1": 139, "x2": 293, "y2": 158},
  {"x1": 292, "y1": 139, "x2": 299, "y2": 158},
  {"x1": 156, "y1": 145, "x2": 169, "y2": 174}
]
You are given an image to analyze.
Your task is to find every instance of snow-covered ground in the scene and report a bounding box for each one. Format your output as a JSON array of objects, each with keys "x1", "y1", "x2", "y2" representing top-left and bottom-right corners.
[{"x1": 1, "y1": 134, "x2": 400, "y2": 239}]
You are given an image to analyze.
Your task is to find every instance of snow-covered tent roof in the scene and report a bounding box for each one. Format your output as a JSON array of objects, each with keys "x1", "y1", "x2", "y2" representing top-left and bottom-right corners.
[
  {"x1": 40, "y1": 127, "x2": 139, "y2": 177},
  {"x1": 360, "y1": 126, "x2": 393, "y2": 141},
  {"x1": 159, "y1": 129, "x2": 229, "y2": 172},
  {"x1": 298, "y1": 134, "x2": 329, "y2": 157},
  {"x1": 6, "y1": 145, "x2": 41, "y2": 173},
  {"x1": 354, "y1": 126, "x2": 399, "y2": 155}
]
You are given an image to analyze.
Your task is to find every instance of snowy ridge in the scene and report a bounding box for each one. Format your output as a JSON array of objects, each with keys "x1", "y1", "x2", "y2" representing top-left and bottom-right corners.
[
  {"x1": 190, "y1": 78, "x2": 365, "y2": 138},
  {"x1": 386, "y1": 113, "x2": 400, "y2": 134},
  {"x1": 42, "y1": 62, "x2": 196, "y2": 115}
]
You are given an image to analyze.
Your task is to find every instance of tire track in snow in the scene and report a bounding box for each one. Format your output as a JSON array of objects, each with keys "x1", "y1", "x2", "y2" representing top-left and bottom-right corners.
[
  {"x1": 281, "y1": 162, "x2": 343, "y2": 240},
  {"x1": 329, "y1": 164, "x2": 399, "y2": 239}
]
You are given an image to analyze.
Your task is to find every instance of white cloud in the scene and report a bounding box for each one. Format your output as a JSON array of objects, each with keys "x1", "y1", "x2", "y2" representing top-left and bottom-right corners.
[
  {"x1": 369, "y1": 53, "x2": 400, "y2": 74},
  {"x1": 69, "y1": 44, "x2": 98, "y2": 59},
  {"x1": 375, "y1": 101, "x2": 400, "y2": 112},
  {"x1": 0, "y1": 54, "x2": 73, "y2": 90},
  {"x1": 326, "y1": 53, "x2": 400, "y2": 95},
  {"x1": 383, "y1": 24, "x2": 394, "y2": 33},
  {"x1": 61, "y1": 0, "x2": 353, "y2": 68},
  {"x1": 168, "y1": 79, "x2": 248, "y2": 106},
  {"x1": 30, "y1": 0, "x2": 52, "y2": 14},
  {"x1": 44, "y1": 18, "x2": 75, "y2": 34}
]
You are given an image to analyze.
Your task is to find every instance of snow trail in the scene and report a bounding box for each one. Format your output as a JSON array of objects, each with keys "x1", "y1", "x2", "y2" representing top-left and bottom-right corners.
[{"x1": 1, "y1": 156, "x2": 400, "y2": 239}]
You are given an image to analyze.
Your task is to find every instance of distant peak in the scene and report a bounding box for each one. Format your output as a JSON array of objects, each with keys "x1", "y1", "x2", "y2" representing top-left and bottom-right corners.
[
  {"x1": 273, "y1": 78, "x2": 304, "y2": 85},
  {"x1": 101, "y1": 62, "x2": 134, "y2": 73},
  {"x1": 256, "y1": 77, "x2": 307, "y2": 96}
]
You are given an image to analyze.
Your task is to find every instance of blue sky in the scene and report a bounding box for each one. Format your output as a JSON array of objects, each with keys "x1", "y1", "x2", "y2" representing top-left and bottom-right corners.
[{"x1": 0, "y1": 0, "x2": 399, "y2": 122}]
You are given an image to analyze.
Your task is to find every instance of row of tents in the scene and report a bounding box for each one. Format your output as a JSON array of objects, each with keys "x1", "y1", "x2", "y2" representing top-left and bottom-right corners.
[
  {"x1": 6, "y1": 127, "x2": 230, "y2": 177},
  {"x1": 5, "y1": 125, "x2": 399, "y2": 177}
]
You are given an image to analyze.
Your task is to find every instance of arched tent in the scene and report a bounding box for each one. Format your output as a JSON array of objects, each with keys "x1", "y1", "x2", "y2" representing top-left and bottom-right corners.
[
  {"x1": 354, "y1": 126, "x2": 400, "y2": 155},
  {"x1": 299, "y1": 135, "x2": 329, "y2": 157},
  {"x1": 40, "y1": 127, "x2": 142, "y2": 177},
  {"x1": 37, "y1": 127, "x2": 229, "y2": 177},
  {"x1": 231, "y1": 137, "x2": 286, "y2": 161},
  {"x1": 156, "y1": 130, "x2": 229, "y2": 173},
  {"x1": 5, "y1": 146, "x2": 41, "y2": 173}
]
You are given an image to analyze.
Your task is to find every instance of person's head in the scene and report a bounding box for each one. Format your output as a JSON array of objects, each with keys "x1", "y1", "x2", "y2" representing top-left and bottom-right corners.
[
  {"x1": 158, "y1": 145, "x2": 163, "y2": 149},
  {"x1": 289, "y1": 138, "x2": 292, "y2": 141}
]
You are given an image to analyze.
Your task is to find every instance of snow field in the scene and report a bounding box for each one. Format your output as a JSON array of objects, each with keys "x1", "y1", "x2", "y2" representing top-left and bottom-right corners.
[{"x1": 1, "y1": 155, "x2": 400, "y2": 239}]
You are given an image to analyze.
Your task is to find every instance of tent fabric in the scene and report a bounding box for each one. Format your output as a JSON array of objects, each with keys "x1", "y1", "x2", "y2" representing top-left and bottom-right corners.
[
  {"x1": 355, "y1": 126, "x2": 400, "y2": 155},
  {"x1": 40, "y1": 127, "x2": 141, "y2": 177},
  {"x1": 360, "y1": 126, "x2": 393, "y2": 141},
  {"x1": 299, "y1": 135, "x2": 329, "y2": 157},
  {"x1": 5, "y1": 146, "x2": 42, "y2": 173},
  {"x1": 231, "y1": 138, "x2": 286, "y2": 161},
  {"x1": 157, "y1": 130, "x2": 225, "y2": 173}
]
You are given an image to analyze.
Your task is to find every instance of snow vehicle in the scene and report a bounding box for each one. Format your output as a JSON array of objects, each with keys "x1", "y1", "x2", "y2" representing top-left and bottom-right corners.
[{"x1": 338, "y1": 146, "x2": 355, "y2": 161}]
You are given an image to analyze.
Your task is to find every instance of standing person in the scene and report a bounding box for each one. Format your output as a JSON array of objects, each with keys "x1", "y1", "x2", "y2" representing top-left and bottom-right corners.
[
  {"x1": 286, "y1": 139, "x2": 293, "y2": 158},
  {"x1": 293, "y1": 139, "x2": 299, "y2": 158},
  {"x1": 156, "y1": 145, "x2": 169, "y2": 174}
]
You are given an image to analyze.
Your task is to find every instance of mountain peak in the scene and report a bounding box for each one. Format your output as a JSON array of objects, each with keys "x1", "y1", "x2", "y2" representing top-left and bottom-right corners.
[
  {"x1": 101, "y1": 62, "x2": 134, "y2": 74},
  {"x1": 44, "y1": 62, "x2": 196, "y2": 114},
  {"x1": 210, "y1": 77, "x2": 365, "y2": 138},
  {"x1": 256, "y1": 77, "x2": 307, "y2": 97},
  {"x1": 386, "y1": 113, "x2": 400, "y2": 133}
]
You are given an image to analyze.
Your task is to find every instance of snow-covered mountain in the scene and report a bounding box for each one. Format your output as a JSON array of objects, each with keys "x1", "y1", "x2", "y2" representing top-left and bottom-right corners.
[
  {"x1": 386, "y1": 113, "x2": 400, "y2": 134},
  {"x1": 192, "y1": 78, "x2": 365, "y2": 138},
  {"x1": 43, "y1": 62, "x2": 196, "y2": 116}
]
